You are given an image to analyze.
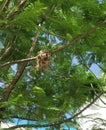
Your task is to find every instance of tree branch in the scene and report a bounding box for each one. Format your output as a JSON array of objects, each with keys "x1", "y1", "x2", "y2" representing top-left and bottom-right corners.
[
  {"x1": 96, "y1": 63, "x2": 105, "y2": 72},
  {"x1": 0, "y1": 45, "x2": 12, "y2": 60},
  {"x1": 1, "y1": 0, "x2": 10, "y2": 12},
  {"x1": 1, "y1": 33, "x2": 39, "y2": 102},
  {"x1": 0, "y1": 37, "x2": 17, "y2": 60},
  {"x1": 0, "y1": 20, "x2": 105, "y2": 69},
  {"x1": 3, "y1": 92, "x2": 104, "y2": 129},
  {"x1": 41, "y1": 28, "x2": 66, "y2": 39},
  {"x1": 7, "y1": 0, "x2": 27, "y2": 19},
  {"x1": 0, "y1": 56, "x2": 37, "y2": 68},
  {"x1": 51, "y1": 20, "x2": 106, "y2": 54},
  {"x1": 91, "y1": 86, "x2": 106, "y2": 106},
  {"x1": 17, "y1": 0, "x2": 27, "y2": 9}
]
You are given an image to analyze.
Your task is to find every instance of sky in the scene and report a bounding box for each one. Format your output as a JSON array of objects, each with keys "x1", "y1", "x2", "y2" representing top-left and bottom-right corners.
[{"x1": 90, "y1": 63, "x2": 102, "y2": 78}]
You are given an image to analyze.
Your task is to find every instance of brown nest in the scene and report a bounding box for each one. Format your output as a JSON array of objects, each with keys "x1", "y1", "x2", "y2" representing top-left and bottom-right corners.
[{"x1": 36, "y1": 50, "x2": 51, "y2": 71}]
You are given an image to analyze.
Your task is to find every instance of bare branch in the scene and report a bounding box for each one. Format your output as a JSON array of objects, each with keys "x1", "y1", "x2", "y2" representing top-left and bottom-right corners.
[
  {"x1": 7, "y1": 0, "x2": 27, "y2": 19},
  {"x1": 51, "y1": 20, "x2": 106, "y2": 54},
  {"x1": 0, "y1": 37, "x2": 17, "y2": 60},
  {"x1": 0, "y1": 56, "x2": 37, "y2": 68},
  {"x1": 96, "y1": 63, "x2": 105, "y2": 72},
  {"x1": 0, "y1": 45, "x2": 12, "y2": 60},
  {"x1": 0, "y1": 20, "x2": 105, "y2": 69},
  {"x1": 99, "y1": 97, "x2": 106, "y2": 106},
  {"x1": 88, "y1": 80, "x2": 106, "y2": 106},
  {"x1": 18, "y1": 0, "x2": 27, "y2": 8},
  {"x1": 2, "y1": 0, "x2": 10, "y2": 12},
  {"x1": 41, "y1": 29, "x2": 66, "y2": 39},
  {"x1": 1, "y1": 33, "x2": 39, "y2": 101}
]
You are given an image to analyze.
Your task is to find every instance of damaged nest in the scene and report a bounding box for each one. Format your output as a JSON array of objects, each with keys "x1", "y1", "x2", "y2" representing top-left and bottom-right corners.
[{"x1": 36, "y1": 50, "x2": 51, "y2": 71}]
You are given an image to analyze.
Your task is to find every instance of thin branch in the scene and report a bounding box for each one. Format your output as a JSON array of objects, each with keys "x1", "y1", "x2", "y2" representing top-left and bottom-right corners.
[
  {"x1": 58, "y1": 92, "x2": 104, "y2": 124},
  {"x1": 89, "y1": 82, "x2": 106, "y2": 106},
  {"x1": 1, "y1": 0, "x2": 10, "y2": 12},
  {"x1": 90, "y1": 83, "x2": 106, "y2": 106},
  {"x1": 41, "y1": 29, "x2": 66, "y2": 39},
  {"x1": 99, "y1": 97, "x2": 106, "y2": 106},
  {"x1": 80, "y1": 61, "x2": 98, "y2": 78},
  {"x1": 51, "y1": 20, "x2": 106, "y2": 54},
  {"x1": 1, "y1": 33, "x2": 39, "y2": 102},
  {"x1": 18, "y1": 0, "x2": 27, "y2": 8},
  {"x1": 0, "y1": 20, "x2": 106, "y2": 69},
  {"x1": 96, "y1": 63, "x2": 105, "y2": 72},
  {"x1": 0, "y1": 37, "x2": 17, "y2": 60},
  {"x1": 0, "y1": 45, "x2": 12, "y2": 60},
  {"x1": 7, "y1": 0, "x2": 27, "y2": 19},
  {"x1": 3, "y1": 92, "x2": 104, "y2": 129},
  {"x1": 77, "y1": 53, "x2": 104, "y2": 92},
  {"x1": 94, "y1": 102, "x2": 106, "y2": 108},
  {"x1": 0, "y1": 57, "x2": 37, "y2": 68},
  {"x1": 91, "y1": 84, "x2": 106, "y2": 105}
]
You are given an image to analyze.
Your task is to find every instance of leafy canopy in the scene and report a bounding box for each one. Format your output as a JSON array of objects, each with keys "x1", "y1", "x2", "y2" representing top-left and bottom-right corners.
[{"x1": 0, "y1": 0, "x2": 106, "y2": 129}]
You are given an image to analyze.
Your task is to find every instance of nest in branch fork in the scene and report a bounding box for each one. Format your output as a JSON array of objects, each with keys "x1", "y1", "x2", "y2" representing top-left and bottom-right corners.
[{"x1": 36, "y1": 50, "x2": 51, "y2": 71}]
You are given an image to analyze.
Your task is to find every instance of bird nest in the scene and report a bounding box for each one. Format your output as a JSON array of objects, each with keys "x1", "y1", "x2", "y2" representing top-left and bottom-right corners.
[{"x1": 36, "y1": 50, "x2": 51, "y2": 71}]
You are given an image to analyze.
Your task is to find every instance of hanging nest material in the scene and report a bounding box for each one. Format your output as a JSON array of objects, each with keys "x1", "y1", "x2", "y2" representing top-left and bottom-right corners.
[{"x1": 36, "y1": 50, "x2": 51, "y2": 71}]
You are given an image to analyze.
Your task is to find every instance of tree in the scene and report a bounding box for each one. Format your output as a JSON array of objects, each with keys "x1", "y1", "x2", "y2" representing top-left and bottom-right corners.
[{"x1": 0, "y1": 0, "x2": 106, "y2": 129}]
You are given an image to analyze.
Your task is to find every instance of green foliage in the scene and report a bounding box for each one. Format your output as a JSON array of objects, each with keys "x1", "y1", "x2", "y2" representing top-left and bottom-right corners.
[
  {"x1": 0, "y1": 0, "x2": 106, "y2": 129},
  {"x1": 12, "y1": 1, "x2": 46, "y2": 29}
]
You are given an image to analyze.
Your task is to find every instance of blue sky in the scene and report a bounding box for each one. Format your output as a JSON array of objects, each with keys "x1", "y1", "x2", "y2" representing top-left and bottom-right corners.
[{"x1": 12, "y1": 118, "x2": 76, "y2": 130}]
